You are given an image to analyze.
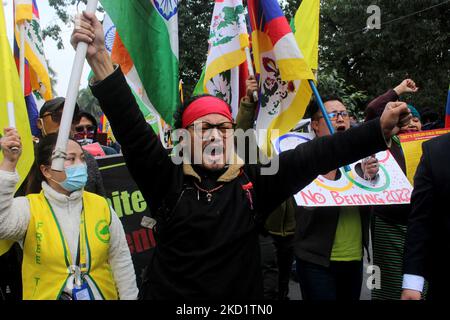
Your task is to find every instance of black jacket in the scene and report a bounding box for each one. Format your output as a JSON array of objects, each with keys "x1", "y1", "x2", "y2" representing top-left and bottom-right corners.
[
  {"x1": 294, "y1": 177, "x2": 371, "y2": 267},
  {"x1": 403, "y1": 133, "x2": 450, "y2": 300},
  {"x1": 91, "y1": 67, "x2": 389, "y2": 300}
]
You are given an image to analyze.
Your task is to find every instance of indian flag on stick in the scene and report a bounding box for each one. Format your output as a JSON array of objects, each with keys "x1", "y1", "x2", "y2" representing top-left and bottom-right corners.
[
  {"x1": 100, "y1": 0, "x2": 180, "y2": 126},
  {"x1": 102, "y1": 14, "x2": 161, "y2": 134},
  {"x1": 194, "y1": 0, "x2": 249, "y2": 117}
]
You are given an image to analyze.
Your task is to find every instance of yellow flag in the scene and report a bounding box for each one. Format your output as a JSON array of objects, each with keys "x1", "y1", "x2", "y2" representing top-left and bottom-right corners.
[
  {"x1": 293, "y1": 0, "x2": 320, "y2": 71},
  {"x1": 14, "y1": 0, "x2": 33, "y2": 24},
  {"x1": 0, "y1": 4, "x2": 34, "y2": 190},
  {"x1": 14, "y1": 0, "x2": 53, "y2": 100}
]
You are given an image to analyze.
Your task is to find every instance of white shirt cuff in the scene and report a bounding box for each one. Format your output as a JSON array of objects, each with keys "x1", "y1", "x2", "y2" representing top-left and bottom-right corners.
[{"x1": 402, "y1": 274, "x2": 424, "y2": 292}]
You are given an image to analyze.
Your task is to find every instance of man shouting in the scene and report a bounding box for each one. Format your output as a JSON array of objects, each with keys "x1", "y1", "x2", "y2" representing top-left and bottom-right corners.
[{"x1": 71, "y1": 12, "x2": 411, "y2": 300}]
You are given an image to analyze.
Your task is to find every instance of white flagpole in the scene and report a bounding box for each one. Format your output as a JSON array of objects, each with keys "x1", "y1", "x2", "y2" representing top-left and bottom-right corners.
[
  {"x1": 51, "y1": 0, "x2": 98, "y2": 171},
  {"x1": 244, "y1": 47, "x2": 258, "y2": 102},
  {"x1": 19, "y1": 23, "x2": 25, "y2": 93}
]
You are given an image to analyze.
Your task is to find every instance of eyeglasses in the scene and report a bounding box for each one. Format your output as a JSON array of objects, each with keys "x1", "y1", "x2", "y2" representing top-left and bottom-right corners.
[
  {"x1": 318, "y1": 111, "x2": 350, "y2": 121},
  {"x1": 42, "y1": 111, "x2": 81, "y2": 124},
  {"x1": 187, "y1": 121, "x2": 235, "y2": 137}
]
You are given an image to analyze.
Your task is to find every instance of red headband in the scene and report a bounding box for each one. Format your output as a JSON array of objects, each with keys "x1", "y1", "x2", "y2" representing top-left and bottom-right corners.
[{"x1": 182, "y1": 96, "x2": 233, "y2": 128}]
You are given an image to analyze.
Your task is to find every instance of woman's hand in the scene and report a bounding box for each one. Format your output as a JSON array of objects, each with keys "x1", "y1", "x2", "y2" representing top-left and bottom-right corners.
[{"x1": 0, "y1": 128, "x2": 22, "y2": 172}]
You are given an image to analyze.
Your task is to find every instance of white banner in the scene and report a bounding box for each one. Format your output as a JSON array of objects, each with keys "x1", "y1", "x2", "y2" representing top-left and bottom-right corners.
[{"x1": 273, "y1": 132, "x2": 413, "y2": 207}]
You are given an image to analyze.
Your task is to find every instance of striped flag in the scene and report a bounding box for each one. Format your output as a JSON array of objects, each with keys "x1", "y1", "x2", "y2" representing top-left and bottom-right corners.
[
  {"x1": 1, "y1": 2, "x2": 34, "y2": 189},
  {"x1": 248, "y1": 0, "x2": 314, "y2": 155},
  {"x1": 100, "y1": 0, "x2": 180, "y2": 126},
  {"x1": 13, "y1": 0, "x2": 52, "y2": 101},
  {"x1": 194, "y1": 0, "x2": 249, "y2": 117},
  {"x1": 102, "y1": 14, "x2": 160, "y2": 134}
]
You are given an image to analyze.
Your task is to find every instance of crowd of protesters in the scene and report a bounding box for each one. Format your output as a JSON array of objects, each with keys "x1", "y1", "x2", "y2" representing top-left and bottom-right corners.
[{"x1": 0, "y1": 11, "x2": 448, "y2": 301}]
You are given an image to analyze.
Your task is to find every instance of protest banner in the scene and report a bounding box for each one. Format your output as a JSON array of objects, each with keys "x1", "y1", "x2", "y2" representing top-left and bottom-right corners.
[
  {"x1": 399, "y1": 128, "x2": 450, "y2": 184},
  {"x1": 273, "y1": 132, "x2": 413, "y2": 207},
  {"x1": 97, "y1": 155, "x2": 155, "y2": 285}
]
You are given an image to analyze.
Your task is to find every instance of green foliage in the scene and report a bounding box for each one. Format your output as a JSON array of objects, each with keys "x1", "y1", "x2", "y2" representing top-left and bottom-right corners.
[
  {"x1": 77, "y1": 88, "x2": 102, "y2": 123},
  {"x1": 317, "y1": 69, "x2": 368, "y2": 119},
  {"x1": 44, "y1": 0, "x2": 103, "y2": 49},
  {"x1": 319, "y1": 0, "x2": 450, "y2": 116},
  {"x1": 178, "y1": 0, "x2": 214, "y2": 98}
]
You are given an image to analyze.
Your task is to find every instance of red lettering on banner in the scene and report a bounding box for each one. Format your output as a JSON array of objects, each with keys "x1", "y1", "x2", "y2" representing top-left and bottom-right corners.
[
  {"x1": 300, "y1": 190, "x2": 326, "y2": 205},
  {"x1": 344, "y1": 195, "x2": 354, "y2": 205},
  {"x1": 126, "y1": 228, "x2": 157, "y2": 254},
  {"x1": 331, "y1": 191, "x2": 344, "y2": 205},
  {"x1": 373, "y1": 194, "x2": 385, "y2": 204}
]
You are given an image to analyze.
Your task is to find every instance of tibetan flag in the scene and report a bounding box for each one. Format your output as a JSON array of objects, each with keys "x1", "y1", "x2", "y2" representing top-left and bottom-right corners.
[
  {"x1": 100, "y1": 0, "x2": 180, "y2": 126},
  {"x1": 25, "y1": 94, "x2": 40, "y2": 137},
  {"x1": 292, "y1": 0, "x2": 320, "y2": 71},
  {"x1": 445, "y1": 84, "x2": 450, "y2": 128},
  {"x1": 1, "y1": 2, "x2": 34, "y2": 190},
  {"x1": 14, "y1": 0, "x2": 32, "y2": 23},
  {"x1": 194, "y1": 0, "x2": 249, "y2": 117},
  {"x1": 193, "y1": 62, "x2": 249, "y2": 118},
  {"x1": 13, "y1": 40, "x2": 31, "y2": 95},
  {"x1": 13, "y1": 0, "x2": 52, "y2": 101},
  {"x1": 102, "y1": 14, "x2": 160, "y2": 134},
  {"x1": 248, "y1": 0, "x2": 314, "y2": 155}
]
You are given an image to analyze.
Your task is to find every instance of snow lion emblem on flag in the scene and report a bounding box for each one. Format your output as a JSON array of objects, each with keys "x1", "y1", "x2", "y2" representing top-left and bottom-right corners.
[{"x1": 153, "y1": 0, "x2": 178, "y2": 20}]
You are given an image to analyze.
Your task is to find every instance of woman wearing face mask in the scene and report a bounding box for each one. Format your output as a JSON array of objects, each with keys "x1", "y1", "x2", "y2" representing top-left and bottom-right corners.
[{"x1": 0, "y1": 128, "x2": 138, "y2": 300}]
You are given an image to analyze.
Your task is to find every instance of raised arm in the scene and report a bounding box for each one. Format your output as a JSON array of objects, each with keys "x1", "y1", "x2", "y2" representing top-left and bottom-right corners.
[
  {"x1": 250, "y1": 102, "x2": 411, "y2": 217},
  {"x1": 365, "y1": 79, "x2": 418, "y2": 121},
  {"x1": 71, "y1": 12, "x2": 179, "y2": 210},
  {"x1": 0, "y1": 128, "x2": 30, "y2": 241}
]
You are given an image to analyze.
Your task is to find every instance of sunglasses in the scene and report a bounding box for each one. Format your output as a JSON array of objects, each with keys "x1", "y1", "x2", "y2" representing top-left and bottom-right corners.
[
  {"x1": 74, "y1": 125, "x2": 96, "y2": 133},
  {"x1": 42, "y1": 110, "x2": 81, "y2": 124}
]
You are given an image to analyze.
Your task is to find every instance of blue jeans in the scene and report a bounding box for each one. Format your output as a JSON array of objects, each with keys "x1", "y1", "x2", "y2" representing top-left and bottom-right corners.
[{"x1": 296, "y1": 258, "x2": 363, "y2": 301}]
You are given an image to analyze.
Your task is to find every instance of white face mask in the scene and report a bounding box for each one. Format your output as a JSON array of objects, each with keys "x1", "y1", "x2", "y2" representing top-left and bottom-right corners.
[{"x1": 77, "y1": 138, "x2": 94, "y2": 146}]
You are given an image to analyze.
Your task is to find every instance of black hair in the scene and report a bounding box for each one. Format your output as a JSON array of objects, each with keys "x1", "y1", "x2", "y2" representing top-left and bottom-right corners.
[
  {"x1": 77, "y1": 111, "x2": 99, "y2": 141},
  {"x1": 420, "y1": 108, "x2": 439, "y2": 123},
  {"x1": 173, "y1": 94, "x2": 233, "y2": 129},
  {"x1": 25, "y1": 134, "x2": 80, "y2": 194},
  {"x1": 308, "y1": 94, "x2": 344, "y2": 120}
]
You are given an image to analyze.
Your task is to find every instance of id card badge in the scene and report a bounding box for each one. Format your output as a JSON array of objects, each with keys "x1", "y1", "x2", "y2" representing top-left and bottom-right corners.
[{"x1": 72, "y1": 282, "x2": 93, "y2": 300}]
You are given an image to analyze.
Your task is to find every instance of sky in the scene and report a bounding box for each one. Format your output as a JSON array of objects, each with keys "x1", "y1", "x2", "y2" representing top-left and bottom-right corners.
[{"x1": 3, "y1": 0, "x2": 94, "y2": 104}]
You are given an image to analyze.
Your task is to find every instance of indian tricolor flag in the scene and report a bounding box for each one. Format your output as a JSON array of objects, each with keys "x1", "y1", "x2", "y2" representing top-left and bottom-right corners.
[
  {"x1": 248, "y1": 0, "x2": 314, "y2": 156},
  {"x1": 100, "y1": 0, "x2": 180, "y2": 126},
  {"x1": 102, "y1": 14, "x2": 161, "y2": 134}
]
